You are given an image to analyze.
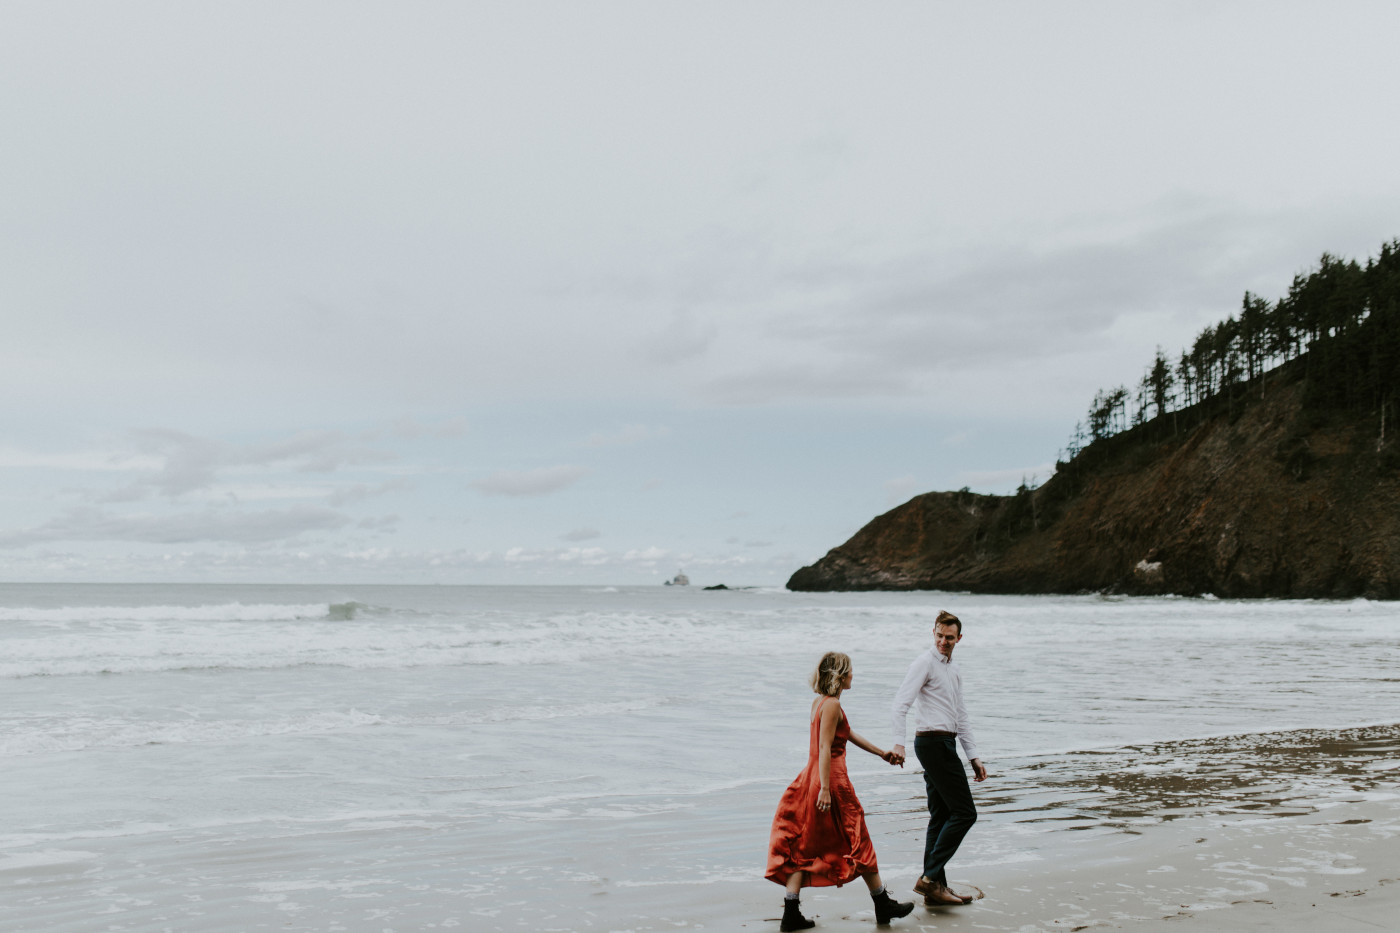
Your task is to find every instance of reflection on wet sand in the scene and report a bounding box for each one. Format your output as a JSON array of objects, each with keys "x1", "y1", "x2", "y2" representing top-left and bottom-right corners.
[{"x1": 876, "y1": 723, "x2": 1400, "y2": 837}]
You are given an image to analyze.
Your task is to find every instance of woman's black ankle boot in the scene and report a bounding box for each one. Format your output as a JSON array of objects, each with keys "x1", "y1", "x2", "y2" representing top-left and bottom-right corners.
[
  {"x1": 871, "y1": 888, "x2": 914, "y2": 924},
  {"x1": 781, "y1": 897, "x2": 816, "y2": 931}
]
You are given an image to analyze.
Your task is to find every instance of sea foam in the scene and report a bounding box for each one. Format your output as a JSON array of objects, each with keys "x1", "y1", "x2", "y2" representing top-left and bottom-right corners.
[{"x1": 0, "y1": 602, "x2": 332, "y2": 624}]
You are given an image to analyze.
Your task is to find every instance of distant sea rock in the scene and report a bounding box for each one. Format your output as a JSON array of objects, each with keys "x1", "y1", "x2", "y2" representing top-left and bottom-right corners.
[{"x1": 788, "y1": 380, "x2": 1400, "y2": 599}]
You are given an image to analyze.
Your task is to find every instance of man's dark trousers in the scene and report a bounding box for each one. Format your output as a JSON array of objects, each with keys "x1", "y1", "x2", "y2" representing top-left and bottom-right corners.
[{"x1": 914, "y1": 734, "x2": 977, "y2": 885}]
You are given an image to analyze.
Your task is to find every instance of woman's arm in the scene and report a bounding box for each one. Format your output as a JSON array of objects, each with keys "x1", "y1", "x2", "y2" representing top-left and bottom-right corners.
[
  {"x1": 847, "y1": 728, "x2": 888, "y2": 759},
  {"x1": 816, "y1": 699, "x2": 839, "y2": 812}
]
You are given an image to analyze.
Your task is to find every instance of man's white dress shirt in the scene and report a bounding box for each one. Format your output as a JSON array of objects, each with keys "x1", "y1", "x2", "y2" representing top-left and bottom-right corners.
[{"x1": 890, "y1": 648, "x2": 978, "y2": 761}]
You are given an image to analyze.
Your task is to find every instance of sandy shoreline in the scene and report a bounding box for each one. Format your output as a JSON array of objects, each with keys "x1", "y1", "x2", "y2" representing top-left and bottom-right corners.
[
  {"x1": 710, "y1": 794, "x2": 1399, "y2": 933},
  {"x1": 973, "y1": 793, "x2": 1400, "y2": 933},
  {"x1": 4, "y1": 723, "x2": 1395, "y2": 931},
  {"x1": 637, "y1": 723, "x2": 1400, "y2": 933}
]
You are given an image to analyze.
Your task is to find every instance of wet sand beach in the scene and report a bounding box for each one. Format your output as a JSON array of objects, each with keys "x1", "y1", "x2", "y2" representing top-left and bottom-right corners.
[
  {"x1": 701, "y1": 723, "x2": 1400, "y2": 933},
  {"x1": 4, "y1": 723, "x2": 1394, "y2": 931}
]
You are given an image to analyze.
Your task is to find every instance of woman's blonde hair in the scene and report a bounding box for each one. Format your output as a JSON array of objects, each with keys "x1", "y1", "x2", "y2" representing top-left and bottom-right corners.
[{"x1": 809, "y1": 651, "x2": 852, "y2": 697}]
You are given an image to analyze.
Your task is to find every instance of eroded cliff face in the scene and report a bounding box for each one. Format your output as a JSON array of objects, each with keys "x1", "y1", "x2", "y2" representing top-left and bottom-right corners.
[{"x1": 787, "y1": 382, "x2": 1400, "y2": 598}]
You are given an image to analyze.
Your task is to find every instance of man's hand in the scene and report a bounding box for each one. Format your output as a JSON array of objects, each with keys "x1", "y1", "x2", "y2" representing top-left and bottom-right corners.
[
  {"x1": 970, "y1": 758, "x2": 987, "y2": 782},
  {"x1": 891, "y1": 744, "x2": 906, "y2": 767},
  {"x1": 881, "y1": 748, "x2": 904, "y2": 768}
]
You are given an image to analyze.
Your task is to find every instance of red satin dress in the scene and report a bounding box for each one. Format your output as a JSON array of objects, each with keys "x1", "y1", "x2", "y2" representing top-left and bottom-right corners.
[{"x1": 766, "y1": 696, "x2": 878, "y2": 887}]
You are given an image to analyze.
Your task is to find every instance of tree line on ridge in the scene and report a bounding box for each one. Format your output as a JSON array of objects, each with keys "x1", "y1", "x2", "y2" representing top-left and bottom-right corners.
[{"x1": 1061, "y1": 237, "x2": 1400, "y2": 464}]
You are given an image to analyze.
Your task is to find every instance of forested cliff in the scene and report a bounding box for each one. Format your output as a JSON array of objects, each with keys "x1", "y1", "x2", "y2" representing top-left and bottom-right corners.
[{"x1": 787, "y1": 240, "x2": 1400, "y2": 598}]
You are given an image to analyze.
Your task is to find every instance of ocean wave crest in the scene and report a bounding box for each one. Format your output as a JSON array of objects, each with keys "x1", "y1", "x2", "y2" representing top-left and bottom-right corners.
[
  {"x1": 0, "y1": 602, "x2": 335, "y2": 624},
  {"x1": 0, "y1": 708, "x2": 388, "y2": 756}
]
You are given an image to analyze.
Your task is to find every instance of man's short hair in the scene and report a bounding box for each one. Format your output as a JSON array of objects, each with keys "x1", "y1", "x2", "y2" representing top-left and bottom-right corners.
[{"x1": 934, "y1": 610, "x2": 962, "y2": 634}]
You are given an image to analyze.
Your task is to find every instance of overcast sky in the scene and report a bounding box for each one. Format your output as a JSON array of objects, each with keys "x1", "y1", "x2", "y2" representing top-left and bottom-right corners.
[{"x1": 3, "y1": 2, "x2": 1399, "y2": 585}]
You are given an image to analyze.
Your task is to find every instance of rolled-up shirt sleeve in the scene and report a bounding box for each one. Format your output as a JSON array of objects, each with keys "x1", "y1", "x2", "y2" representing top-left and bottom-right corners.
[
  {"x1": 890, "y1": 654, "x2": 928, "y2": 747},
  {"x1": 954, "y1": 668, "x2": 978, "y2": 761}
]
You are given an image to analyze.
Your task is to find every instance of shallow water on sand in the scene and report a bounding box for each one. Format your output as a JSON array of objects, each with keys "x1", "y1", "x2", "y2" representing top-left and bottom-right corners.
[{"x1": 0, "y1": 584, "x2": 1396, "y2": 931}]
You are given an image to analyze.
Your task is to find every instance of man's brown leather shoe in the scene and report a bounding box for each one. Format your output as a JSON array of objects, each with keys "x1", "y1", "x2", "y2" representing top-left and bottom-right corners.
[
  {"x1": 923, "y1": 885, "x2": 972, "y2": 906},
  {"x1": 912, "y1": 876, "x2": 937, "y2": 897}
]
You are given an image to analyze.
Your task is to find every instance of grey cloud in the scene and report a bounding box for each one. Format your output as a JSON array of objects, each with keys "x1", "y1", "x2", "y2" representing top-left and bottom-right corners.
[
  {"x1": 638, "y1": 309, "x2": 718, "y2": 366},
  {"x1": 0, "y1": 505, "x2": 351, "y2": 548},
  {"x1": 357, "y1": 515, "x2": 400, "y2": 532},
  {"x1": 102, "y1": 425, "x2": 400, "y2": 498},
  {"x1": 470, "y1": 465, "x2": 588, "y2": 498},
  {"x1": 117, "y1": 428, "x2": 396, "y2": 498},
  {"x1": 368, "y1": 417, "x2": 468, "y2": 441},
  {"x1": 93, "y1": 484, "x2": 153, "y2": 504},
  {"x1": 703, "y1": 362, "x2": 912, "y2": 405},
  {"x1": 561, "y1": 527, "x2": 601, "y2": 542},
  {"x1": 327, "y1": 478, "x2": 415, "y2": 506},
  {"x1": 697, "y1": 205, "x2": 1318, "y2": 404}
]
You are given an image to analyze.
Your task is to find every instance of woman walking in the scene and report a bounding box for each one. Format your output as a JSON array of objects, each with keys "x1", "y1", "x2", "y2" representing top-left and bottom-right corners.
[{"x1": 766, "y1": 651, "x2": 914, "y2": 930}]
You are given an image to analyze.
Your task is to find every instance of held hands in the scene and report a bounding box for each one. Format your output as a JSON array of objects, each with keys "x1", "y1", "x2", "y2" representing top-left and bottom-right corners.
[{"x1": 887, "y1": 744, "x2": 906, "y2": 768}]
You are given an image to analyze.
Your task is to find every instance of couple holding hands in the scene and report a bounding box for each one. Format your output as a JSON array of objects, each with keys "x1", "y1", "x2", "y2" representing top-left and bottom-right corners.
[{"x1": 766, "y1": 610, "x2": 986, "y2": 930}]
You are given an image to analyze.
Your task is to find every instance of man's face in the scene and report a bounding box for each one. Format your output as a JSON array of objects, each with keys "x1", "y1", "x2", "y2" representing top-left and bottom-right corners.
[{"x1": 934, "y1": 622, "x2": 962, "y2": 659}]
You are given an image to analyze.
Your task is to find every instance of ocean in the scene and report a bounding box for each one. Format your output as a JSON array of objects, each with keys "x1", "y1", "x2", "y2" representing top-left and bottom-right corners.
[{"x1": 2, "y1": 583, "x2": 1396, "y2": 932}]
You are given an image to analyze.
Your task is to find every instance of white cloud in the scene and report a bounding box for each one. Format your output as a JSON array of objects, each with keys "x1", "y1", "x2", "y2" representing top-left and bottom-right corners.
[
  {"x1": 0, "y1": 541, "x2": 802, "y2": 584},
  {"x1": 557, "y1": 547, "x2": 609, "y2": 564},
  {"x1": 0, "y1": 447, "x2": 160, "y2": 472},
  {"x1": 622, "y1": 547, "x2": 671, "y2": 563},
  {"x1": 471, "y1": 465, "x2": 588, "y2": 498},
  {"x1": 0, "y1": 505, "x2": 351, "y2": 548},
  {"x1": 101, "y1": 428, "x2": 396, "y2": 500}
]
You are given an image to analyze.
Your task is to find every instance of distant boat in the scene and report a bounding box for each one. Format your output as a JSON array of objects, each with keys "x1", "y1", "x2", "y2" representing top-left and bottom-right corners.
[{"x1": 664, "y1": 571, "x2": 690, "y2": 586}]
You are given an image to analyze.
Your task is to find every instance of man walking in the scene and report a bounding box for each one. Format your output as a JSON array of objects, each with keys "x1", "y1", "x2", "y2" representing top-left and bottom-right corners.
[{"x1": 890, "y1": 610, "x2": 987, "y2": 906}]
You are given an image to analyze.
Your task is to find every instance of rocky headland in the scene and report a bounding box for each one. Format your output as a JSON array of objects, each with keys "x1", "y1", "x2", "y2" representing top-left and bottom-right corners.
[
  {"x1": 788, "y1": 379, "x2": 1400, "y2": 597},
  {"x1": 789, "y1": 242, "x2": 1400, "y2": 598}
]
